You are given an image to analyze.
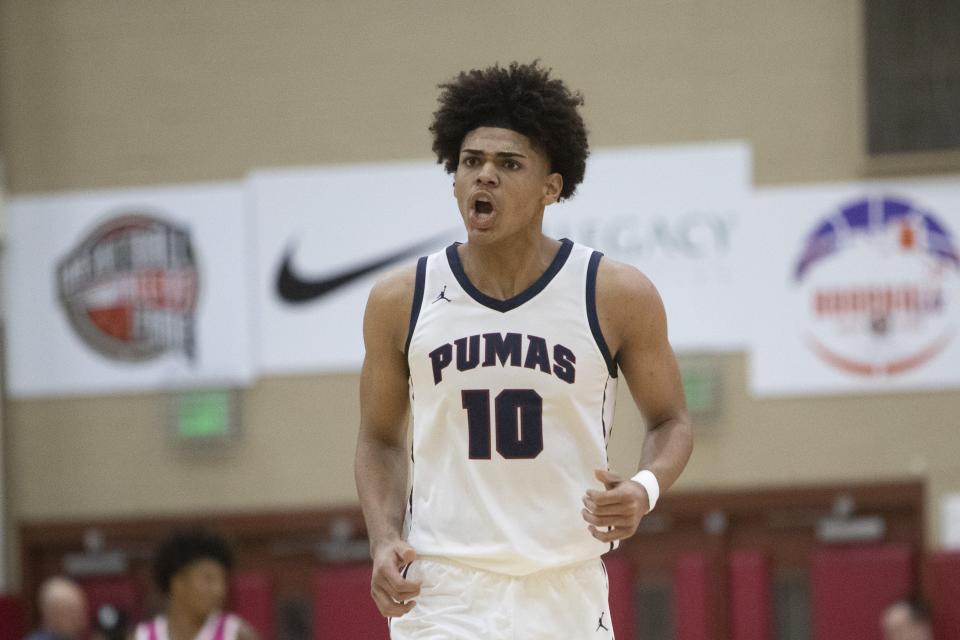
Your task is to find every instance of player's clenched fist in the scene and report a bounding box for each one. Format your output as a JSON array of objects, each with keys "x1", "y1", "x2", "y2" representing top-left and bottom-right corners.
[
  {"x1": 370, "y1": 540, "x2": 421, "y2": 617},
  {"x1": 581, "y1": 468, "x2": 650, "y2": 542}
]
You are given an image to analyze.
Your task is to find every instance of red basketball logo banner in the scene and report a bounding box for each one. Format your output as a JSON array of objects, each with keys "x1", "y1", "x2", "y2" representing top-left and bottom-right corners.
[
  {"x1": 57, "y1": 214, "x2": 200, "y2": 362},
  {"x1": 750, "y1": 178, "x2": 960, "y2": 396},
  {"x1": 6, "y1": 183, "x2": 254, "y2": 397}
]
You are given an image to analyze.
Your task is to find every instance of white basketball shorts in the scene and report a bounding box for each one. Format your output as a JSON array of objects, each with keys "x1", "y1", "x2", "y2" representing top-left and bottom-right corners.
[{"x1": 388, "y1": 556, "x2": 615, "y2": 640}]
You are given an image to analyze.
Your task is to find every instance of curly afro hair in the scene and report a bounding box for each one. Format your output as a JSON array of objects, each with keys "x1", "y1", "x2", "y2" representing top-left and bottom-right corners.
[
  {"x1": 430, "y1": 61, "x2": 589, "y2": 201},
  {"x1": 152, "y1": 528, "x2": 234, "y2": 594}
]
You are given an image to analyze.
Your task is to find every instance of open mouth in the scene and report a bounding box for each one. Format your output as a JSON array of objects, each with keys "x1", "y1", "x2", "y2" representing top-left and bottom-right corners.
[{"x1": 469, "y1": 194, "x2": 495, "y2": 230}]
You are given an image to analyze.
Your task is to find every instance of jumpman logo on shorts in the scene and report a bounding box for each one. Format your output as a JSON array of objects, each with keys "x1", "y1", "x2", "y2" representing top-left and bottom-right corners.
[
  {"x1": 432, "y1": 285, "x2": 452, "y2": 303},
  {"x1": 596, "y1": 611, "x2": 609, "y2": 632}
]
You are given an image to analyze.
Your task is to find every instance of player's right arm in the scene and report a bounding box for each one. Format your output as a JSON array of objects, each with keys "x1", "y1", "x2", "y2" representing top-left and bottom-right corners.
[{"x1": 355, "y1": 265, "x2": 422, "y2": 617}]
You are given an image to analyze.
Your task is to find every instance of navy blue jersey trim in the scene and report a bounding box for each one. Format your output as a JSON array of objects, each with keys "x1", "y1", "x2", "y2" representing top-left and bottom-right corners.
[
  {"x1": 408, "y1": 444, "x2": 415, "y2": 519},
  {"x1": 587, "y1": 251, "x2": 618, "y2": 378},
  {"x1": 404, "y1": 256, "x2": 428, "y2": 357},
  {"x1": 601, "y1": 376, "x2": 609, "y2": 440},
  {"x1": 445, "y1": 238, "x2": 574, "y2": 313}
]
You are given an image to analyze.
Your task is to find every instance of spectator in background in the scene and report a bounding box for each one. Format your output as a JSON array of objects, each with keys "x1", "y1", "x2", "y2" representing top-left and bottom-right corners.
[
  {"x1": 881, "y1": 598, "x2": 933, "y2": 640},
  {"x1": 26, "y1": 576, "x2": 88, "y2": 640},
  {"x1": 133, "y1": 528, "x2": 257, "y2": 640}
]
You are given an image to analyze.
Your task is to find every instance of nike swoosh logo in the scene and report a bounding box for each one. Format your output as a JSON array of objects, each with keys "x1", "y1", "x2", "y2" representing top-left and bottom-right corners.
[{"x1": 276, "y1": 232, "x2": 451, "y2": 304}]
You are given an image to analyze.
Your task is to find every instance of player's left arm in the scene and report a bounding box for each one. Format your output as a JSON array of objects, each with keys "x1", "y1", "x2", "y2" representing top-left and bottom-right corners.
[{"x1": 581, "y1": 257, "x2": 694, "y2": 542}]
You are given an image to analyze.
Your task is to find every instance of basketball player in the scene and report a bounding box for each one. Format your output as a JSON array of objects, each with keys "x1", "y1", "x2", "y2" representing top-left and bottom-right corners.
[
  {"x1": 133, "y1": 529, "x2": 258, "y2": 640},
  {"x1": 355, "y1": 61, "x2": 693, "y2": 638}
]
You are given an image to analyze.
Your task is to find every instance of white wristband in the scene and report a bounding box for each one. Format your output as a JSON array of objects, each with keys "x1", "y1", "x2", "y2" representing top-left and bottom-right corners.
[{"x1": 631, "y1": 470, "x2": 660, "y2": 513}]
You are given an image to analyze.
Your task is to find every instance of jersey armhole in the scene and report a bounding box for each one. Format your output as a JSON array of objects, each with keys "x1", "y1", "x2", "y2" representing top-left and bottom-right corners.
[
  {"x1": 403, "y1": 256, "x2": 428, "y2": 358},
  {"x1": 587, "y1": 251, "x2": 618, "y2": 378}
]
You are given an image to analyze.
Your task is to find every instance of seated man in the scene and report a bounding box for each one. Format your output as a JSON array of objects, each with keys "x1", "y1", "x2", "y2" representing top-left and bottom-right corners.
[
  {"x1": 26, "y1": 576, "x2": 88, "y2": 640},
  {"x1": 134, "y1": 528, "x2": 257, "y2": 640},
  {"x1": 881, "y1": 598, "x2": 934, "y2": 640}
]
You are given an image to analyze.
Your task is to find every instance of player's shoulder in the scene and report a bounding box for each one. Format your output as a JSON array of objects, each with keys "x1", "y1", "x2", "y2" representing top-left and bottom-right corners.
[
  {"x1": 592, "y1": 254, "x2": 667, "y2": 347},
  {"x1": 366, "y1": 261, "x2": 420, "y2": 315},
  {"x1": 594, "y1": 254, "x2": 662, "y2": 306}
]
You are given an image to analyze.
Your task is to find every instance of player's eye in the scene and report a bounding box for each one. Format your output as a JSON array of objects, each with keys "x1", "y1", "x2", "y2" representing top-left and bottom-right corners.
[
  {"x1": 504, "y1": 159, "x2": 521, "y2": 170},
  {"x1": 462, "y1": 156, "x2": 480, "y2": 167}
]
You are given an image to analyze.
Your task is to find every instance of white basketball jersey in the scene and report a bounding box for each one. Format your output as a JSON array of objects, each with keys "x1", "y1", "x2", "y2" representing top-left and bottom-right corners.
[
  {"x1": 404, "y1": 238, "x2": 619, "y2": 576},
  {"x1": 134, "y1": 613, "x2": 241, "y2": 640}
]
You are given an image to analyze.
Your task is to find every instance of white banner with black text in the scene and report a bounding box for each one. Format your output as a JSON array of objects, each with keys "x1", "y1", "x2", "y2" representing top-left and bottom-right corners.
[{"x1": 252, "y1": 142, "x2": 751, "y2": 375}]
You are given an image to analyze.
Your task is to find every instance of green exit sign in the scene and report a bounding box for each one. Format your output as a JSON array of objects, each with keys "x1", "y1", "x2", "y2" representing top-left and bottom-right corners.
[
  {"x1": 174, "y1": 390, "x2": 236, "y2": 441},
  {"x1": 679, "y1": 358, "x2": 721, "y2": 420}
]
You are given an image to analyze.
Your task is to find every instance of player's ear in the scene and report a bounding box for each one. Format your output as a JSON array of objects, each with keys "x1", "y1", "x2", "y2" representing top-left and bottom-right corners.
[
  {"x1": 168, "y1": 573, "x2": 183, "y2": 600},
  {"x1": 543, "y1": 173, "x2": 563, "y2": 206}
]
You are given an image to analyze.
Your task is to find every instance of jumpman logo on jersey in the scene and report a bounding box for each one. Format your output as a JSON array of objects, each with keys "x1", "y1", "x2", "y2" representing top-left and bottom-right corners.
[
  {"x1": 596, "y1": 612, "x2": 609, "y2": 632},
  {"x1": 432, "y1": 285, "x2": 452, "y2": 303}
]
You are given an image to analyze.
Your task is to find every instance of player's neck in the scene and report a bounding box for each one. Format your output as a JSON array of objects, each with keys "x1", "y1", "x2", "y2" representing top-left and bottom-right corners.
[
  {"x1": 165, "y1": 605, "x2": 209, "y2": 640},
  {"x1": 458, "y1": 233, "x2": 561, "y2": 300}
]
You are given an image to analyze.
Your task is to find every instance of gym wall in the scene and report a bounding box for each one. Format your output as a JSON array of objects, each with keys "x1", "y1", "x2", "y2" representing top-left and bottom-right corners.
[{"x1": 2, "y1": 0, "x2": 959, "y2": 588}]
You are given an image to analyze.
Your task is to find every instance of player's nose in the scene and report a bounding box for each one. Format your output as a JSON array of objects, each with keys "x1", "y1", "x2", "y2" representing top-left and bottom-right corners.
[{"x1": 476, "y1": 160, "x2": 499, "y2": 185}]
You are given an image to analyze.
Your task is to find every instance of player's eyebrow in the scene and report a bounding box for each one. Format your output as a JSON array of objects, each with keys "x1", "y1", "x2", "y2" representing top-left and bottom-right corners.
[{"x1": 460, "y1": 149, "x2": 527, "y2": 159}]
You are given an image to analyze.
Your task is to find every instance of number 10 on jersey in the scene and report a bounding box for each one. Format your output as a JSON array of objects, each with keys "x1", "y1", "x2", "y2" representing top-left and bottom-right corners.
[{"x1": 461, "y1": 389, "x2": 544, "y2": 459}]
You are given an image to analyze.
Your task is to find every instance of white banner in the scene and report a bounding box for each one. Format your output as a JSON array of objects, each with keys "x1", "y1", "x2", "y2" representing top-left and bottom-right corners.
[
  {"x1": 543, "y1": 143, "x2": 751, "y2": 352},
  {"x1": 253, "y1": 142, "x2": 751, "y2": 375},
  {"x1": 251, "y1": 161, "x2": 456, "y2": 374},
  {"x1": 748, "y1": 178, "x2": 960, "y2": 396},
  {"x1": 6, "y1": 183, "x2": 255, "y2": 397}
]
